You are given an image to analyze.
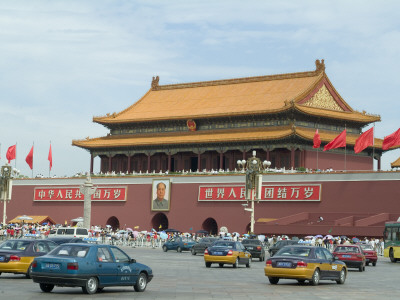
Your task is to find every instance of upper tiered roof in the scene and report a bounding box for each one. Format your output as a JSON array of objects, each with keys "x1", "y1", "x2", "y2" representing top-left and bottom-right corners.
[{"x1": 93, "y1": 60, "x2": 380, "y2": 125}]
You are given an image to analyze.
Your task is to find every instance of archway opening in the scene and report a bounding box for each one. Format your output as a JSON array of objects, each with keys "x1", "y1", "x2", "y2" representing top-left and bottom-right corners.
[
  {"x1": 202, "y1": 218, "x2": 218, "y2": 235},
  {"x1": 106, "y1": 216, "x2": 120, "y2": 231},
  {"x1": 151, "y1": 213, "x2": 169, "y2": 231}
]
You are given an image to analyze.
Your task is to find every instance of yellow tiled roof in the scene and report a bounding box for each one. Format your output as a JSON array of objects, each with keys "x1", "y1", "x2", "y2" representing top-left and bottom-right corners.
[
  {"x1": 294, "y1": 105, "x2": 380, "y2": 123},
  {"x1": 93, "y1": 61, "x2": 379, "y2": 125},
  {"x1": 295, "y1": 127, "x2": 383, "y2": 148},
  {"x1": 73, "y1": 126, "x2": 294, "y2": 149},
  {"x1": 73, "y1": 126, "x2": 384, "y2": 150},
  {"x1": 391, "y1": 157, "x2": 400, "y2": 168},
  {"x1": 8, "y1": 215, "x2": 56, "y2": 225}
]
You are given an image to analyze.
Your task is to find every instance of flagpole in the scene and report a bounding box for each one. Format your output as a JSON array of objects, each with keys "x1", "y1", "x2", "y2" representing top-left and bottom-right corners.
[
  {"x1": 373, "y1": 123, "x2": 375, "y2": 171},
  {"x1": 49, "y1": 141, "x2": 52, "y2": 178},
  {"x1": 32, "y1": 142, "x2": 34, "y2": 178},
  {"x1": 344, "y1": 125, "x2": 347, "y2": 171},
  {"x1": 15, "y1": 142, "x2": 17, "y2": 169}
]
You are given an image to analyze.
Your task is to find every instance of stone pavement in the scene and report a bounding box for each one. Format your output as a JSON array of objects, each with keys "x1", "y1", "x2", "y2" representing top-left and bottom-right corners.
[{"x1": 0, "y1": 246, "x2": 398, "y2": 299}]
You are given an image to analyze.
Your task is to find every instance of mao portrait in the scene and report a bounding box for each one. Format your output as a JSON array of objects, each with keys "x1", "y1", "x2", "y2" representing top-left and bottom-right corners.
[{"x1": 151, "y1": 179, "x2": 171, "y2": 211}]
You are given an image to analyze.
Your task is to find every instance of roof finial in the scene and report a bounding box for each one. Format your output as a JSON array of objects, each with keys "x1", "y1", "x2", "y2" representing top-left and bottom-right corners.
[
  {"x1": 315, "y1": 59, "x2": 325, "y2": 72},
  {"x1": 151, "y1": 76, "x2": 160, "y2": 90}
]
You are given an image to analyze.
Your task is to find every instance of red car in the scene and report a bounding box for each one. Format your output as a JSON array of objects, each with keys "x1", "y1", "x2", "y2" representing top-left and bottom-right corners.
[
  {"x1": 332, "y1": 245, "x2": 366, "y2": 272},
  {"x1": 357, "y1": 243, "x2": 378, "y2": 266}
]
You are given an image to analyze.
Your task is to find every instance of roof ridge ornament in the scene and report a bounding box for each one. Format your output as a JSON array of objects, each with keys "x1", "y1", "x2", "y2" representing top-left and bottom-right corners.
[
  {"x1": 151, "y1": 76, "x2": 160, "y2": 90},
  {"x1": 315, "y1": 59, "x2": 325, "y2": 72}
]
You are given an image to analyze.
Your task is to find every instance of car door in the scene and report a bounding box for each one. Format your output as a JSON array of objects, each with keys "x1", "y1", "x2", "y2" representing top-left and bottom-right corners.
[
  {"x1": 322, "y1": 248, "x2": 341, "y2": 278},
  {"x1": 96, "y1": 247, "x2": 118, "y2": 285},
  {"x1": 236, "y1": 242, "x2": 250, "y2": 264},
  {"x1": 314, "y1": 248, "x2": 330, "y2": 278},
  {"x1": 110, "y1": 247, "x2": 136, "y2": 285}
]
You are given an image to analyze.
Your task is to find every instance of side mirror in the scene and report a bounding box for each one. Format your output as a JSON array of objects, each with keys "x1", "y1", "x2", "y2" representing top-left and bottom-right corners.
[{"x1": 130, "y1": 258, "x2": 136, "y2": 263}]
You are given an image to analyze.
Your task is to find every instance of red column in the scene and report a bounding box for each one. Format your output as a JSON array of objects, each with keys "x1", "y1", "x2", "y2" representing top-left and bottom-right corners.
[
  {"x1": 378, "y1": 156, "x2": 381, "y2": 171},
  {"x1": 108, "y1": 155, "x2": 112, "y2": 173},
  {"x1": 90, "y1": 154, "x2": 94, "y2": 174},
  {"x1": 266, "y1": 149, "x2": 270, "y2": 162},
  {"x1": 147, "y1": 154, "x2": 151, "y2": 172},
  {"x1": 127, "y1": 155, "x2": 131, "y2": 173},
  {"x1": 242, "y1": 150, "x2": 246, "y2": 160},
  {"x1": 219, "y1": 152, "x2": 223, "y2": 170},
  {"x1": 291, "y1": 148, "x2": 295, "y2": 169},
  {"x1": 197, "y1": 153, "x2": 201, "y2": 171},
  {"x1": 168, "y1": 154, "x2": 171, "y2": 171}
]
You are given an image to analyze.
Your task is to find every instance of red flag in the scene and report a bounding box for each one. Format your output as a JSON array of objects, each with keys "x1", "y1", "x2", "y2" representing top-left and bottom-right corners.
[
  {"x1": 25, "y1": 146, "x2": 34, "y2": 170},
  {"x1": 313, "y1": 129, "x2": 321, "y2": 148},
  {"x1": 382, "y1": 128, "x2": 400, "y2": 150},
  {"x1": 323, "y1": 130, "x2": 346, "y2": 151},
  {"x1": 354, "y1": 127, "x2": 374, "y2": 153},
  {"x1": 48, "y1": 144, "x2": 53, "y2": 170},
  {"x1": 6, "y1": 145, "x2": 16, "y2": 163}
]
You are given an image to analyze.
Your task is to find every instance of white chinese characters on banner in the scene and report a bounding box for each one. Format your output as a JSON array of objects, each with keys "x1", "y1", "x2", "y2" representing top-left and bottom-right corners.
[{"x1": 198, "y1": 185, "x2": 320, "y2": 201}]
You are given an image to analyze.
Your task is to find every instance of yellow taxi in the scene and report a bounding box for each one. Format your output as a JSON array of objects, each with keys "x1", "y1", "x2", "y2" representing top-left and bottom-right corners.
[
  {"x1": 264, "y1": 245, "x2": 347, "y2": 285},
  {"x1": 204, "y1": 240, "x2": 251, "y2": 268},
  {"x1": 0, "y1": 238, "x2": 58, "y2": 278}
]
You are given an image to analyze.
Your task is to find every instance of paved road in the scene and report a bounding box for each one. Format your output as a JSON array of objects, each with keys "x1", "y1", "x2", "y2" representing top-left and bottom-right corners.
[{"x1": 0, "y1": 246, "x2": 398, "y2": 299}]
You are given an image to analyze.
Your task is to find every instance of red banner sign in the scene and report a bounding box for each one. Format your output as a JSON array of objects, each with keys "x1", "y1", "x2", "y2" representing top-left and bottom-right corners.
[
  {"x1": 34, "y1": 186, "x2": 127, "y2": 201},
  {"x1": 198, "y1": 184, "x2": 321, "y2": 201}
]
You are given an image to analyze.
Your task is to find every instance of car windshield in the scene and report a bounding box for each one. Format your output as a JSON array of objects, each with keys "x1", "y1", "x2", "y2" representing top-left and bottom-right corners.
[
  {"x1": 213, "y1": 241, "x2": 235, "y2": 249},
  {"x1": 359, "y1": 244, "x2": 373, "y2": 250},
  {"x1": 0, "y1": 240, "x2": 30, "y2": 251},
  {"x1": 49, "y1": 245, "x2": 90, "y2": 257},
  {"x1": 275, "y1": 247, "x2": 311, "y2": 257},
  {"x1": 335, "y1": 246, "x2": 360, "y2": 253},
  {"x1": 242, "y1": 240, "x2": 260, "y2": 245}
]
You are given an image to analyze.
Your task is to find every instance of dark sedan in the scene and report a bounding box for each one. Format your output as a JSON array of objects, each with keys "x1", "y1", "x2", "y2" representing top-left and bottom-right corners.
[
  {"x1": 31, "y1": 243, "x2": 153, "y2": 294},
  {"x1": 265, "y1": 245, "x2": 347, "y2": 285},
  {"x1": 191, "y1": 237, "x2": 218, "y2": 255},
  {"x1": 269, "y1": 240, "x2": 299, "y2": 257},
  {"x1": 241, "y1": 239, "x2": 266, "y2": 261},
  {"x1": 0, "y1": 239, "x2": 58, "y2": 278}
]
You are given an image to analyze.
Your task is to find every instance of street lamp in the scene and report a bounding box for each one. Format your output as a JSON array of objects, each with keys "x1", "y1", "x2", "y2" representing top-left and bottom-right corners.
[
  {"x1": 237, "y1": 151, "x2": 271, "y2": 234},
  {"x1": 0, "y1": 165, "x2": 19, "y2": 226}
]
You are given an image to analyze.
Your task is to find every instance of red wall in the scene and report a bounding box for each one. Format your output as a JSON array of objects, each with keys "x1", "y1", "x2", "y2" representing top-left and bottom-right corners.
[{"x1": 7, "y1": 172, "x2": 400, "y2": 235}]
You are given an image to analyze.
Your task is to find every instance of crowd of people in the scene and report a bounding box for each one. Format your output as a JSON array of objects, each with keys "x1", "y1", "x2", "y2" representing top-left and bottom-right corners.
[{"x1": 0, "y1": 223, "x2": 385, "y2": 255}]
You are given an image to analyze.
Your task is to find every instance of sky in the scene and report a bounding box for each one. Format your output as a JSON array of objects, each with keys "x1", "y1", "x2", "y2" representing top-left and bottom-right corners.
[{"x1": 1, "y1": 0, "x2": 400, "y2": 177}]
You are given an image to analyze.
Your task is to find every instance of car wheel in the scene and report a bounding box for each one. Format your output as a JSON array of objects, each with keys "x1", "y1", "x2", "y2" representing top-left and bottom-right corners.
[
  {"x1": 177, "y1": 246, "x2": 182, "y2": 253},
  {"x1": 310, "y1": 269, "x2": 320, "y2": 286},
  {"x1": 134, "y1": 272, "x2": 147, "y2": 292},
  {"x1": 246, "y1": 258, "x2": 251, "y2": 268},
  {"x1": 205, "y1": 262, "x2": 211, "y2": 268},
  {"x1": 162, "y1": 245, "x2": 167, "y2": 252},
  {"x1": 390, "y1": 248, "x2": 397, "y2": 262},
  {"x1": 336, "y1": 268, "x2": 346, "y2": 284},
  {"x1": 372, "y1": 261, "x2": 377, "y2": 266},
  {"x1": 219, "y1": 263, "x2": 224, "y2": 268},
  {"x1": 97, "y1": 287, "x2": 104, "y2": 292},
  {"x1": 233, "y1": 257, "x2": 239, "y2": 268},
  {"x1": 269, "y1": 277, "x2": 279, "y2": 284},
  {"x1": 39, "y1": 283, "x2": 54, "y2": 293},
  {"x1": 26, "y1": 264, "x2": 32, "y2": 279},
  {"x1": 82, "y1": 277, "x2": 98, "y2": 294},
  {"x1": 191, "y1": 248, "x2": 196, "y2": 255}
]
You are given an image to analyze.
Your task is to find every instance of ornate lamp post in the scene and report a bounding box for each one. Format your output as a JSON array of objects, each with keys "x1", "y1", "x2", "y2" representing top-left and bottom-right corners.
[
  {"x1": 237, "y1": 151, "x2": 271, "y2": 234},
  {"x1": 0, "y1": 165, "x2": 19, "y2": 226}
]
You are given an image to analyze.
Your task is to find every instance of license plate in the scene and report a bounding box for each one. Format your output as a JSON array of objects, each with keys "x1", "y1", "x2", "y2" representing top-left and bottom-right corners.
[
  {"x1": 45, "y1": 263, "x2": 60, "y2": 270},
  {"x1": 277, "y1": 261, "x2": 292, "y2": 268},
  {"x1": 0, "y1": 256, "x2": 4, "y2": 262},
  {"x1": 247, "y1": 247, "x2": 253, "y2": 250},
  {"x1": 342, "y1": 255, "x2": 351, "y2": 258},
  {"x1": 214, "y1": 252, "x2": 223, "y2": 255}
]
